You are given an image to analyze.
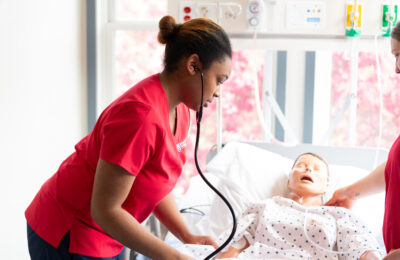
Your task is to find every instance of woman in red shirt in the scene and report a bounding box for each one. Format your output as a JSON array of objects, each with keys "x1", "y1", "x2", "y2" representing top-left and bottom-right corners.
[
  {"x1": 326, "y1": 22, "x2": 400, "y2": 260},
  {"x1": 26, "y1": 15, "x2": 232, "y2": 260}
]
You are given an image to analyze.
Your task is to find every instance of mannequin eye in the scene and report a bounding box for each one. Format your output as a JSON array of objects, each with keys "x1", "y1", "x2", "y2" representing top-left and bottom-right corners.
[{"x1": 296, "y1": 163, "x2": 306, "y2": 168}]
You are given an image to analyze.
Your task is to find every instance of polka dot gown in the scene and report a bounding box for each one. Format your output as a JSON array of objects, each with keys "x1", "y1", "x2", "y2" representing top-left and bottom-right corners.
[{"x1": 180, "y1": 196, "x2": 382, "y2": 259}]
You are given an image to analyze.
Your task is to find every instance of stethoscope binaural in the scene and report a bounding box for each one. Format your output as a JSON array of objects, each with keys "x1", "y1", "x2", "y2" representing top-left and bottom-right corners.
[{"x1": 192, "y1": 66, "x2": 237, "y2": 260}]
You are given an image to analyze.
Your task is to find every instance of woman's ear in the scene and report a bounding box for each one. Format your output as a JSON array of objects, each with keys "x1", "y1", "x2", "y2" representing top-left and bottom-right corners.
[{"x1": 185, "y1": 54, "x2": 201, "y2": 75}]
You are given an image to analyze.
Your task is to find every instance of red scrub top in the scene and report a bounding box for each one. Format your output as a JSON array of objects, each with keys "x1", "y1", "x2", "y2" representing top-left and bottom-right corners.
[
  {"x1": 25, "y1": 74, "x2": 191, "y2": 258},
  {"x1": 383, "y1": 134, "x2": 400, "y2": 253}
]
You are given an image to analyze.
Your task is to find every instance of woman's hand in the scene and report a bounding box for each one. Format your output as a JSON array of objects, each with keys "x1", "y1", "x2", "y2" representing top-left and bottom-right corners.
[
  {"x1": 383, "y1": 248, "x2": 400, "y2": 260},
  {"x1": 218, "y1": 247, "x2": 242, "y2": 259},
  {"x1": 324, "y1": 186, "x2": 356, "y2": 209},
  {"x1": 184, "y1": 234, "x2": 218, "y2": 249},
  {"x1": 325, "y1": 162, "x2": 386, "y2": 209},
  {"x1": 360, "y1": 250, "x2": 381, "y2": 260}
]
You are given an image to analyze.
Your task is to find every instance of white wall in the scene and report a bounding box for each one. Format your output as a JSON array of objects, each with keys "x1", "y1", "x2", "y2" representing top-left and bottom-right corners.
[{"x1": 0, "y1": 1, "x2": 87, "y2": 258}]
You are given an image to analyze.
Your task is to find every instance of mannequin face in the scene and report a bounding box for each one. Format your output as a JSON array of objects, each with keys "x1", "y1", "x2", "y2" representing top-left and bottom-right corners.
[
  {"x1": 287, "y1": 154, "x2": 329, "y2": 198},
  {"x1": 181, "y1": 55, "x2": 232, "y2": 111}
]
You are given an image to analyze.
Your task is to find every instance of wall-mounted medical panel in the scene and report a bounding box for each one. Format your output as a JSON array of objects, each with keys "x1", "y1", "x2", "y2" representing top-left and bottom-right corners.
[{"x1": 169, "y1": 0, "x2": 399, "y2": 38}]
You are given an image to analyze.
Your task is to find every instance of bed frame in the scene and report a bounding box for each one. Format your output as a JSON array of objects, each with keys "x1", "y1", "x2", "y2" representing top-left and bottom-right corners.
[{"x1": 207, "y1": 141, "x2": 389, "y2": 171}]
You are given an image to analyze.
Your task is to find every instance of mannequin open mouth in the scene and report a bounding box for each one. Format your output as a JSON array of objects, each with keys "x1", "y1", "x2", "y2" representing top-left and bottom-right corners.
[{"x1": 300, "y1": 175, "x2": 314, "y2": 183}]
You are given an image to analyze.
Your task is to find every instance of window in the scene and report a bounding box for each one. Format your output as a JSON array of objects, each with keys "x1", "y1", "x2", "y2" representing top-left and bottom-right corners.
[{"x1": 329, "y1": 51, "x2": 400, "y2": 149}]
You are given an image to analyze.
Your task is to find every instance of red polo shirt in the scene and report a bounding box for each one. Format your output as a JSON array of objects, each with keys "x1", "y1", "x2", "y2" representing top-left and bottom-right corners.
[
  {"x1": 383, "y1": 134, "x2": 400, "y2": 253},
  {"x1": 25, "y1": 74, "x2": 191, "y2": 257}
]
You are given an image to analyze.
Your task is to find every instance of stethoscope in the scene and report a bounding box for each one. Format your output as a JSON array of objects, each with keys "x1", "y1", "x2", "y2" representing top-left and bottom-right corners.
[{"x1": 192, "y1": 66, "x2": 237, "y2": 260}]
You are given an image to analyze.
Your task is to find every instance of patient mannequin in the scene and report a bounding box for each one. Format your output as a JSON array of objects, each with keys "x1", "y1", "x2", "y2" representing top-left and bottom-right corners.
[{"x1": 215, "y1": 153, "x2": 382, "y2": 260}]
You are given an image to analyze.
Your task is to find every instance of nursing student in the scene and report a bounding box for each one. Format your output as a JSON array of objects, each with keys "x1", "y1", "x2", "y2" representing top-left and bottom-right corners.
[
  {"x1": 25, "y1": 15, "x2": 232, "y2": 260},
  {"x1": 326, "y1": 22, "x2": 400, "y2": 260}
]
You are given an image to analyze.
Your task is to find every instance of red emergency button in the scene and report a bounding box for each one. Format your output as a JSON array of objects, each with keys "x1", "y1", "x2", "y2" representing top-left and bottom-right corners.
[
  {"x1": 184, "y1": 7, "x2": 191, "y2": 13},
  {"x1": 184, "y1": 15, "x2": 191, "y2": 21}
]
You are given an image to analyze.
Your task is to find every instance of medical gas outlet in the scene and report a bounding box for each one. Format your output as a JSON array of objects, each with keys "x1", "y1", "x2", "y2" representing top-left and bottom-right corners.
[
  {"x1": 345, "y1": 1, "x2": 362, "y2": 37},
  {"x1": 382, "y1": 4, "x2": 398, "y2": 37},
  {"x1": 247, "y1": 0, "x2": 265, "y2": 28}
]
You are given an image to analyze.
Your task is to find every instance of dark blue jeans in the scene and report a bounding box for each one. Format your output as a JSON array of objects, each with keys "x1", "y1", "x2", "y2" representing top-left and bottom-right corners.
[{"x1": 27, "y1": 223, "x2": 125, "y2": 260}]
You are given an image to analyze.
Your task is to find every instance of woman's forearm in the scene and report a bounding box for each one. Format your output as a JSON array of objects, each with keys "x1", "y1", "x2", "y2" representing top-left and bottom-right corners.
[
  {"x1": 92, "y1": 206, "x2": 185, "y2": 260},
  {"x1": 91, "y1": 159, "x2": 188, "y2": 260},
  {"x1": 347, "y1": 161, "x2": 386, "y2": 199},
  {"x1": 153, "y1": 194, "x2": 192, "y2": 242}
]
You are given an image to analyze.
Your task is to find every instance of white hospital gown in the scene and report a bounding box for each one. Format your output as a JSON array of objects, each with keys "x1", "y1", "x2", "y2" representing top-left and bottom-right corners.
[{"x1": 180, "y1": 196, "x2": 382, "y2": 260}]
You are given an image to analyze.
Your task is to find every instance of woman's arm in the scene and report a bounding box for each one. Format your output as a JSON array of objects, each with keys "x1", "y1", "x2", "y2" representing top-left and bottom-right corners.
[
  {"x1": 153, "y1": 194, "x2": 218, "y2": 248},
  {"x1": 325, "y1": 161, "x2": 386, "y2": 208},
  {"x1": 91, "y1": 159, "x2": 191, "y2": 260}
]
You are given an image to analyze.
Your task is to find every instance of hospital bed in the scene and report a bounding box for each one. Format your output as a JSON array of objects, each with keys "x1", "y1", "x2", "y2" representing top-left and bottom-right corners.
[{"x1": 127, "y1": 141, "x2": 389, "y2": 259}]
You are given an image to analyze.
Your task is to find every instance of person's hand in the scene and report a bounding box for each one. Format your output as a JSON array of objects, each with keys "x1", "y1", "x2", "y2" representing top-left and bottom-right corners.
[
  {"x1": 360, "y1": 250, "x2": 381, "y2": 260},
  {"x1": 324, "y1": 186, "x2": 357, "y2": 209},
  {"x1": 218, "y1": 246, "x2": 242, "y2": 259},
  {"x1": 184, "y1": 234, "x2": 218, "y2": 249},
  {"x1": 383, "y1": 248, "x2": 400, "y2": 260}
]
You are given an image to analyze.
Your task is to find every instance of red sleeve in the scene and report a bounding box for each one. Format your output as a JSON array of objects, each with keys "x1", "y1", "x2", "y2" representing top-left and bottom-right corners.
[{"x1": 99, "y1": 102, "x2": 163, "y2": 176}]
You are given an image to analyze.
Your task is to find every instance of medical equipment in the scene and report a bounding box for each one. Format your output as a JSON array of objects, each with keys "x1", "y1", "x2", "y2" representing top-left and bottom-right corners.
[
  {"x1": 382, "y1": 1, "x2": 398, "y2": 37},
  {"x1": 193, "y1": 66, "x2": 237, "y2": 259},
  {"x1": 346, "y1": 0, "x2": 362, "y2": 37},
  {"x1": 170, "y1": 0, "x2": 396, "y2": 147},
  {"x1": 247, "y1": 0, "x2": 265, "y2": 28}
]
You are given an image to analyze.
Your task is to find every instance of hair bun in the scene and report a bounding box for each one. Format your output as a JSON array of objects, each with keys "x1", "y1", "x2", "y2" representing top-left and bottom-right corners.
[{"x1": 158, "y1": 15, "x2": 179, "y2": 44}]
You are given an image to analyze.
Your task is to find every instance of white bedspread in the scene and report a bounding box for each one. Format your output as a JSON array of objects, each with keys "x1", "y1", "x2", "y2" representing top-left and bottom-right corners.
[{"x1": 178, "y1": 196, "x2": 383, "y2": 259}]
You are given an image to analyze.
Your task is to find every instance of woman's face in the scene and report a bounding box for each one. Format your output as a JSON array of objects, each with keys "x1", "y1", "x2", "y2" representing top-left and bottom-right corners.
[
  {"x1": 287, "y1": 154, "x2": 329, "y2": 197},
  {"x1": 183, "y1": 56, "x2": 232, "y2": 111},
  {"x1": 391, "y1": 38, "x2": 400, "y2": 74}
]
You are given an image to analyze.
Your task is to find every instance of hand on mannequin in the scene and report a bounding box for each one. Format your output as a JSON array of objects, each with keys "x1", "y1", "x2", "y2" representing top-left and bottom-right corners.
[
  {"x1": 325, "y1": 186, "x2": 356, "y2": 209},
  {"x1": 184, "y1": 234, "x2": 218, "y2": 249},
  {"x1": 383, "y1": 248, "x2": 400, "y2": 260},
  {"x1": 325, "y1": 162, "x2": 386, "y2": 208},
  {"x1": 360, "y1": 250, "x2": 382, "y2": 260}
]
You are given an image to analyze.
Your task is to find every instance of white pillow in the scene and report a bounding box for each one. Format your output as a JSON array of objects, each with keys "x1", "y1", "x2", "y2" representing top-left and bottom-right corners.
[
  {"x1": 206, "y1": 142, "x2": 292, "y2": 202},
  {"x1": 204, "y1": 142, "x2": 292, "y2": 237}
]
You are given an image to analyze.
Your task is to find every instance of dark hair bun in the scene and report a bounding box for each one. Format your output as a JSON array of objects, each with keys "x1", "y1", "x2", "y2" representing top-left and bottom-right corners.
[{"x1": 158, "y1": 15, "x2": 179, "y2": 44}]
